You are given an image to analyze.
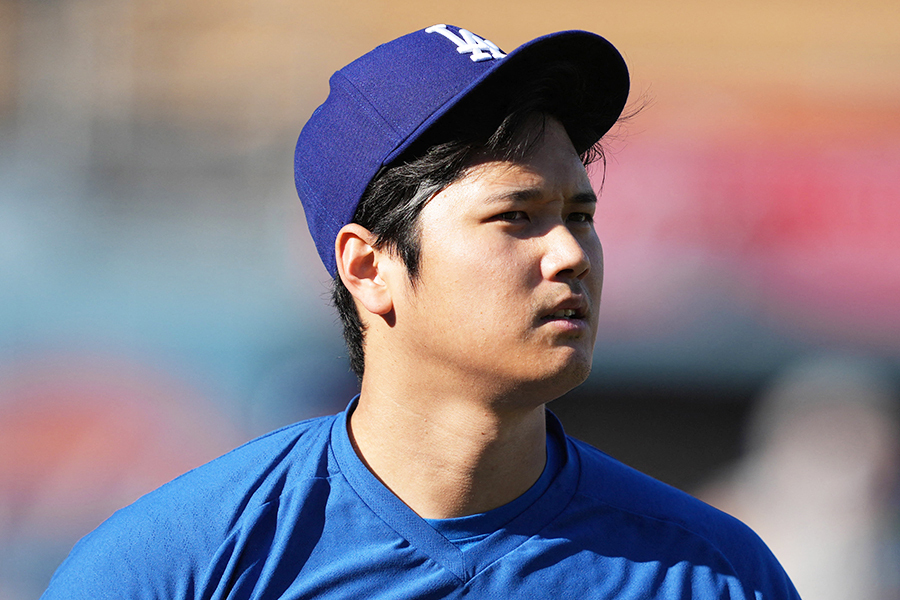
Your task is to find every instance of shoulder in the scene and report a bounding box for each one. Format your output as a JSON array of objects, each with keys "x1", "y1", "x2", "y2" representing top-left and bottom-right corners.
[
  {"x1": 140, "y1": 412, "x2": 338, "y2": 517},
  {"x1": 565, "y1": 437, "x2": 799, "y2": 599},
  {"x1": 570, "y1": 437, "x2": 733, "y2": 532},
  {"x1": 42, "y1": 413, "x2": 340, "y2": 599}
]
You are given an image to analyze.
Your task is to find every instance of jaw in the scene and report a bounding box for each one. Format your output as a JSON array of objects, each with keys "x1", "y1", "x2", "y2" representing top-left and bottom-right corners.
[{"x1": 487, "y1": 341, "x2": 596, "y2": 409}]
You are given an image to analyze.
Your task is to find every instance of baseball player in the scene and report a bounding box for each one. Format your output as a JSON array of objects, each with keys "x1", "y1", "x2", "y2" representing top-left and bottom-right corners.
[{"x1": 42, "y1": 25, "x2": 800, "y2": 599}]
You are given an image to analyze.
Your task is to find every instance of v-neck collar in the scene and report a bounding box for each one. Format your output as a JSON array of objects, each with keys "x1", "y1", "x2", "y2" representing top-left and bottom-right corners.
[{"x1": 329, "y1": 398, "x2": 581, "y2": 583}]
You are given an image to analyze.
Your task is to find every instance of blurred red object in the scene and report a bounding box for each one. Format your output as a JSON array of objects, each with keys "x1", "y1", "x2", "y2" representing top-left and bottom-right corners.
[{"x1": 0, "y1": 352, "x2": 242, "y2": 541}]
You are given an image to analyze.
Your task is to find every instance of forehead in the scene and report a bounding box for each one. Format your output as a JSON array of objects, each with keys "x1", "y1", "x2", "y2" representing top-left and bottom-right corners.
[{"x1": 441, "y1": 118, "x2": 593, "y2": 204}]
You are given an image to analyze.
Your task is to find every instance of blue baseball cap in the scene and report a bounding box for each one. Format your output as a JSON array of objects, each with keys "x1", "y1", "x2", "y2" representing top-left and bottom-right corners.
[{"x1": 294, "y1": 24, "x2": 630, "y2": 277}]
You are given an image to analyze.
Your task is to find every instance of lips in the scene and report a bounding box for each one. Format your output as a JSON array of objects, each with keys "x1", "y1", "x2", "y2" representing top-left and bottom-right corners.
[{"x1": 541, "y1": 297, "x2": 589, "y2": 322}]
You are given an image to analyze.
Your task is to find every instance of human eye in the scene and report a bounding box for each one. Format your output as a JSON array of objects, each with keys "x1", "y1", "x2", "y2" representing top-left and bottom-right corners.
[
  {"x1": 495, "y1": 210, "x2": 529, "y2": 222},
  {"x1": 568, "y1": 211, "x2": 594, "y2": 224}
]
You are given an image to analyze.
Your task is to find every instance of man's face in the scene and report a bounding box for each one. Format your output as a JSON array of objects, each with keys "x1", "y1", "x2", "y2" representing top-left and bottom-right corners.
[{"x1": 390, "y1": 117, "x2": 603, "y2": 402}]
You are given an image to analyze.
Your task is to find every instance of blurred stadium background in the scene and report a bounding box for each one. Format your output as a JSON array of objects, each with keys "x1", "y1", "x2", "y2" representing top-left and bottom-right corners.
[{"x1": 1, "y1": 0, "x2": 898, "y2": 597}]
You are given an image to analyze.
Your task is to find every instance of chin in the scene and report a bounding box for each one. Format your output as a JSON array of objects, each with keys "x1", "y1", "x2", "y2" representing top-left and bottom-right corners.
[
  {"x1": 556, "y1": 360, "x2": 593, "y2": 394},
  {"x1": 519, "y1": 357, "x2": 593, "y2": 403}
]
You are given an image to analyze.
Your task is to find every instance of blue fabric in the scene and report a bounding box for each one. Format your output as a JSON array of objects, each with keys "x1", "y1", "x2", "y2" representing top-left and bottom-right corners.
[{"x1": 42, "y1": 400, "x2": 800, "y2": 599}]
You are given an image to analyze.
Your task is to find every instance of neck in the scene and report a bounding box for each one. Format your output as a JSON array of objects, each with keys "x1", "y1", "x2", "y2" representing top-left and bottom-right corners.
[{"x1": 348, "y1": 379, "x2": 548, "y2": 519}]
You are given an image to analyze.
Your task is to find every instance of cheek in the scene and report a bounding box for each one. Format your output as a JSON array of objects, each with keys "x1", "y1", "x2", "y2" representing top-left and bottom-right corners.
[
  {"x1": 424, "y1": 242, "x2": 536, "y2": 324},
  {"x1": 577, "y1": 235, "x2": 604, "y2": 317},
  {"x1": 433, "y1": 225, "x2": 533, "y2": 277},
  {"x1": 468, "y1": 242, "x2": 541, "y2": 301}
]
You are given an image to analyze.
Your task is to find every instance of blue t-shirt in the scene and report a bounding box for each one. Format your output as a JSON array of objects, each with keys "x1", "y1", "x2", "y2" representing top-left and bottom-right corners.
[{"x1": 42, "y1": 400, "x2": 800, "y2": 599}]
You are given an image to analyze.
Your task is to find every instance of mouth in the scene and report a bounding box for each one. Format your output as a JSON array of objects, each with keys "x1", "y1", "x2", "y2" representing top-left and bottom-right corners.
[
  {"x1": 546, "y1": 308, "x2": 585, "y2": 320},
  {"x1": 541, "y1": 300, "x2": 589, "y2": 323}
]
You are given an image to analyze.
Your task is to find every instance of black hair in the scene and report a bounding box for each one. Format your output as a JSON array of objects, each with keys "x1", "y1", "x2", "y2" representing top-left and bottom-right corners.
[{"x1": 332, "y1": 59, "x2": 626, "y2": 379}]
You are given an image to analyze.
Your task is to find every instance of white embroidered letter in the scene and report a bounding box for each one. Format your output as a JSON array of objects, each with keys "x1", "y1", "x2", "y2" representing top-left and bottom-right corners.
[{"x1": 425, "y1": 24, "x2": 506, "y2": 62}]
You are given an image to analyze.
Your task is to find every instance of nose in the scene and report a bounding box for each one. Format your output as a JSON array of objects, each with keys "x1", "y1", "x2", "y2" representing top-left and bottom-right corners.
[{"x1": 541, "y1": 225, "x2": 594, "y2": 281}]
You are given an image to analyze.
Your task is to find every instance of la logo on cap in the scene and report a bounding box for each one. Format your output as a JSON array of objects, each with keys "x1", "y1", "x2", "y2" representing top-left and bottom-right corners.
[{"x1": 425, "y1": 24, "x2": 506, "y2": 62}]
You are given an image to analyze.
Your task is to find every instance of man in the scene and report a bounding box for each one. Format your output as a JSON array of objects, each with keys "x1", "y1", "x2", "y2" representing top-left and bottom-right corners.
[{"x1": 43, "y1": 25, "x2": 800, "y2": 599}]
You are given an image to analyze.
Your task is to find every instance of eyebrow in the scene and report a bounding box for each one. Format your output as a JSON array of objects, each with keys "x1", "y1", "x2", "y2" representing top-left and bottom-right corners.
[{"x1": 484, "y1": 188, "x2": 598, "y2": 205}]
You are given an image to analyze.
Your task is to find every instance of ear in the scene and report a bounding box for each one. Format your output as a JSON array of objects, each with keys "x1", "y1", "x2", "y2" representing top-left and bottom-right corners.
[{"x1": 335, "y1": 224, "x2": 394, "y2": 316}]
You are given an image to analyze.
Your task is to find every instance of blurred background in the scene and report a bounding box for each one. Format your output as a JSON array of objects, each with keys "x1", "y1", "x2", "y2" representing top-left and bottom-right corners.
[{"x1": 1, "y1": 0, "x2": 898, "y2": 597}]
